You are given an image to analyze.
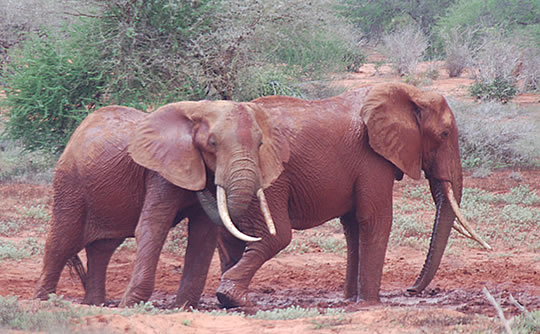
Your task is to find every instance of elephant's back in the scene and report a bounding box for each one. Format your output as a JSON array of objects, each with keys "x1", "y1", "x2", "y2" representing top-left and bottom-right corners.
[{"x1": 53, "y1": 106, "x2": 147, "y2": 232}]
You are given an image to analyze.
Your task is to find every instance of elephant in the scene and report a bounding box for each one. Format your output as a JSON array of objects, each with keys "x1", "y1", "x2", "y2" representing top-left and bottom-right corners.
[
  {"x1": 213, "y1": 82, "x2": 490, "y2": 308},
  {"x1": 33, "y1": 100, "x2": 290, "y2": 308}
]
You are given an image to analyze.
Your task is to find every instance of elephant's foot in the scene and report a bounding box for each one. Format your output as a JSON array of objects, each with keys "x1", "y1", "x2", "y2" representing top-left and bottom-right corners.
[
  {"x1": 175, "y1": 293, "x2": 200, "y2": 310},
  {"x1": 82, "y1": 294, "x2": 105, "y2": 306},
  {"x1": 216, "y1": 279, "x2": 251, "y2": 308},
  {"x1": 34, "y1": 287, "x2": 54, "y2": 301},
  {"x1": 119, "y1": 292, "x2": 149, "y2": 308}
]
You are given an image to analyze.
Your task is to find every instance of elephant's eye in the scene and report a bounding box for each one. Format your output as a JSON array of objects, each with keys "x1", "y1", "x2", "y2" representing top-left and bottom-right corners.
[
  {"x1": 441, "y1": 130, "x2": 450, "y2": 139},
  {"x1": 208, "y1": 135, "x2": 217, "y2": 149}
]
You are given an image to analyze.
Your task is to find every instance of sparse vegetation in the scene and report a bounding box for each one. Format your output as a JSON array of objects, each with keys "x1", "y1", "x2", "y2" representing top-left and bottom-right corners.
[
  {"x1": 251, "y1": 306, "x2": 345, "y2": 321},
  {"x1": 451, "y1": 100, "x2": 538, "y2": 168},
  {"x1": 381, "y1": 25, "x2": 428, "y2": 77},
  {"x1": 0, "y1": 136, "x2": 55, "y2": 183},
  {"x1": 0, "y1": 237, "x2": 43, "y2": 262},
  {"x1": 440, "y1": 27, "x2": 478, "y2": 77}
]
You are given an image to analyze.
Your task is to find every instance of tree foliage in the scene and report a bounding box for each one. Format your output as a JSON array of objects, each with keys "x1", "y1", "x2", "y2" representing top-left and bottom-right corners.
[{"x1": 2, "y1": 0, "x2": 363, "y2": 152}]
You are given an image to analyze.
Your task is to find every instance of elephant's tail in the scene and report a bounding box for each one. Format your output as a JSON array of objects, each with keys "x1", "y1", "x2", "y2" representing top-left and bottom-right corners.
[{"x1": 66, "y1": 255, "x2": 87, "y2": 290}]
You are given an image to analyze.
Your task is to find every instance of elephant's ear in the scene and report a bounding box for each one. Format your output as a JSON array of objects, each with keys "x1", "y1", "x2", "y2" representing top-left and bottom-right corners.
[
  {"x1": 251, "y1": 104, "x2": 290, "y2": 189},
  {"x1": 128, "y1": 103, "x2": 206, "y2": 191},
  {"x1": 361, "y1": 83, "x2": 423, "y2": 180}
]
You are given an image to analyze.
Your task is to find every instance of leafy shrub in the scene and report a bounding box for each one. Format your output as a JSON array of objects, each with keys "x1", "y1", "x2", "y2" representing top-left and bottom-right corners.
[
  {"x1": 338, "y1": 0, "x2": 455, "y2": 42},
  {"x1": 381, "y1": 25, "x2": 428, "y2": 76},
  {"x1": 468, "y1": 32, "x2": 521, "y2": 103},
  {"x1": 234, "y1": 65, "x2": 303, "y2": 102},
  {"x1": 221, "y1": 0, "x2": 362, "y2": 100},
  {"x1": 92, "y1": 0, "x2": 212, "y2": 105},
  {"x1": 2, "y1": 0, "x2": 363, "y2": 152},
  {"x1": 2, "y1": 23, "x2": 105, "y2": 153},
  {"x1": 437, "y1": 0, "x2": 540, "y2": 38},
  {"x1": 469, "y1": 77, "x2": 518, "y2": 103}
]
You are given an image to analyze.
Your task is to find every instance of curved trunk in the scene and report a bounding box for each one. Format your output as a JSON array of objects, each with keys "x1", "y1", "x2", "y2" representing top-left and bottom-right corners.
[
  {"x1": 197, "y1": 161, "x2": 277, "y2": 241},
  {"x1": 406, "y1": 179, "x2": 456, "y2": 295},
  {"x1": 197, "y1": 189, "x2": 222, "y2": 226},
  {"x1": 216, "y1": 186, "x2": 261, "y2": 242}
]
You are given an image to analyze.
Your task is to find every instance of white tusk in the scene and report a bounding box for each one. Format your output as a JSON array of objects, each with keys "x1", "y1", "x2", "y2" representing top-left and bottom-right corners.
[
  {"x1": 257, "y1": 188, "x2": 276, "y2": 235},
  {"x1": 216, "y1": 186, "x2": 261, "y2": 242},
  {"x1": 443, "y1": 182, "x2": 492, "y2": 250}
]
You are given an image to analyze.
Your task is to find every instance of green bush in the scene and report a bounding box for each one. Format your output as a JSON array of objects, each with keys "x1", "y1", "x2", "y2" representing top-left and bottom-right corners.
[
  {"x1": 2, "y1": 23, "x2": 105, "y2": 153},
  {"x1": 469, "y1": 77, "x2": 518, "y2": 103},
  {"x1": 92, "y1": 0, "x2": 213, "y2": 105},
  {"x1": 2, "y1": 0, "x2": 363, "y2": 152},
  {"x1": 437, "y1": 0, "x2": 539, "y2": 37}
]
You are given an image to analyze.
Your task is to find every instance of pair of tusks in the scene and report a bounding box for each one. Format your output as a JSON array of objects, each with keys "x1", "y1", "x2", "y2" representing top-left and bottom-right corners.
[
  {"x1": 216, "y1": 186, "x2": 276, "y2": 242},
  {"x1": 442, "y1": 182, "x2": 492, "y2": 250}
]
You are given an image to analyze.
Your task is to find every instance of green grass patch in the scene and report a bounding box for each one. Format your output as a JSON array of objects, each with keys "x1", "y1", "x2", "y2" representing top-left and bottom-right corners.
[
  {"x1": 0, "y1": 237, "x2": 43, "y2": 262},
  {"x1": 0, "y1": 220, "x2": 24, "y2": 236},
  {"x1": 0, "y1": 294, "x2": 95, "y2": 333},
  {"x1": 251, "y1": 305, "x2": 345, "y2": 321}
]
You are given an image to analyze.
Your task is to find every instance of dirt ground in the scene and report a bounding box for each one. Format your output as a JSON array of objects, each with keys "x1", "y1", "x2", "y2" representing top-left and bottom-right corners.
[{"x1": 0, "y1": 60, "x2": 539, "y2": 333}]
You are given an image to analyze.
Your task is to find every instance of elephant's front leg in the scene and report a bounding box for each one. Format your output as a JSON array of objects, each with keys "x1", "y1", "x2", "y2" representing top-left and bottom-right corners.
[
  {"x1": 120, "y1": 176, "x2": 184, "y2": 307},
  {"x1": 356, "y1": 213, "x2": 393, "y2": 302},
  {"x1": 175, "y1": 208, "x2": 218, "y2": 308},
  {"x1": 341, "y1": 213, "x2": 360, "y2": 300},
  {"x1": 216, "y1": 214, "x2": 292, "y2": 308}
]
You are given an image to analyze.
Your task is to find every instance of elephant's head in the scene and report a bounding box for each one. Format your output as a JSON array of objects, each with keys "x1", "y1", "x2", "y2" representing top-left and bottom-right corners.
[
  {"x1": 361, "y1": 83, "x2": 490, "y2": 295},
  {"x1": 128, "y1": 100, "x2": 290, "y2": 241}
]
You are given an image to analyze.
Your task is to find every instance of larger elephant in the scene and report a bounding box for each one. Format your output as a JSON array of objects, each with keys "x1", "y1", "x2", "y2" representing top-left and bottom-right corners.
[
  {"x1": 34, "y1": 100, "x2": 289, "y2": 308},
  {"x1": 214, "y1": 82, "x2": 490, "y2": 307}
]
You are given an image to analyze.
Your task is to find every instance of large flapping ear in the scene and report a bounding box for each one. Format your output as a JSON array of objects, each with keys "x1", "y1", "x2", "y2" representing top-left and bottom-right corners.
[
  {"x1": 360, "y1": 83, "x2": 423, "y2": 180},
  {"x1": 128, "y1": 103, "x2": 206, "y2": 191},
  {"x1": 250, "y1": 103, "x2": 290, "y2": 189}
]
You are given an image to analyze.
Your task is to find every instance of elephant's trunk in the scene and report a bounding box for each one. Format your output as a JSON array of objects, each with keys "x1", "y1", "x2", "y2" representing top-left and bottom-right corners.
[
  {"x1": 216, "y1": 186, "x2": 261, "y2": 242},
  {"x1": 406, "y1": 179, "x2": 456, "y2": 295},
  {"x1": 406, "y1": 175, "x2": 491, "y2": 295},
  {"x1": 198, "y1": 156, "x2": 277, "y2": 242}
]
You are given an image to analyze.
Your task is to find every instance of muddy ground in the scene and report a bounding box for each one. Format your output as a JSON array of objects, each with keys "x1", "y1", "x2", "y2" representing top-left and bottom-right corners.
[{"x1": 0, "y1": 60, "x2": 539, "y2": 333}]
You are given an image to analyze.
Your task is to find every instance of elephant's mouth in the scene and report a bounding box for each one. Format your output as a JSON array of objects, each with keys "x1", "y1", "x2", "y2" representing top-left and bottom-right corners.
[{"x1": 197, "y1": 186, "x2": 277, "y2": 242}]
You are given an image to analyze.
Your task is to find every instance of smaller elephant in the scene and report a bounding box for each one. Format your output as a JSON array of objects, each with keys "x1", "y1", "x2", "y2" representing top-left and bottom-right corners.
[
  {"x1": 34, "y1": 100, "x2": 289, "y2": 308},
  {"x1": 214, "y1": 83, "x2": 490, "y2": 308}
]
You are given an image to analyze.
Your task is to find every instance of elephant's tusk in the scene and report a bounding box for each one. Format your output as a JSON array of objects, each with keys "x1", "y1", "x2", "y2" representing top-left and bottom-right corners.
[
  {"x1": 443, "y1": 182, "x2": 492, "y2": 250},
  {"x1": 257, "y1": 188, "x2": 276, "y2": 235},
  {"x1": 452, "y1": 220, "x2": 473, "y2": 239},
  {"x1": 217, "y1": 186, "x2": 261, "y2": 242}
]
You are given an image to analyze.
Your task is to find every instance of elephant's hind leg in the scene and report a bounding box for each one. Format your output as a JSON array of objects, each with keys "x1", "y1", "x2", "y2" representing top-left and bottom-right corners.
[
  {"x1": 82, "y1": 238, "x2": 124, "y2": 305},
  {"x1": 34, "y1": 200, "x2": 86, "y2": 300}
]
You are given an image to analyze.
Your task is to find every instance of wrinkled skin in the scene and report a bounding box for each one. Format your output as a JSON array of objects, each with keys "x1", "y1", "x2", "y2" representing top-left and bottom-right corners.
[
  {"x1": 34, "y1": 101, "x2": 289, "y2": 308},
  {"x1": 215, "y1": 83, "x2": 470, "y2": 308}
]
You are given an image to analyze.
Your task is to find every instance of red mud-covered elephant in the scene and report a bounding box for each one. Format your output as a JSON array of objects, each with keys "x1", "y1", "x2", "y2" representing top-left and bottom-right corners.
[
  {"x1": 34, "y1": 100, "x2": 289, "y2": 308},
  {"x1": 214, "y1": 82, "x2": 490, "y2": 308}
]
